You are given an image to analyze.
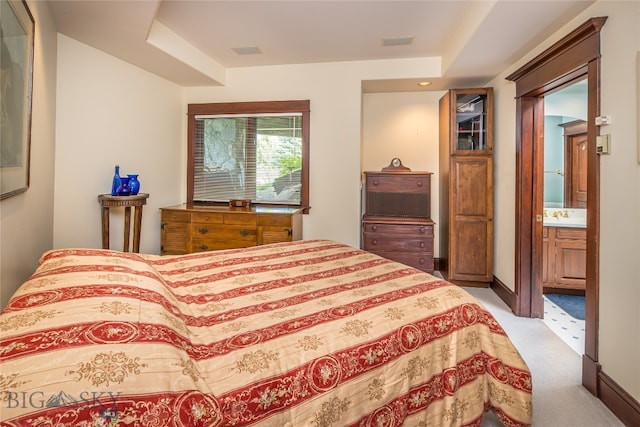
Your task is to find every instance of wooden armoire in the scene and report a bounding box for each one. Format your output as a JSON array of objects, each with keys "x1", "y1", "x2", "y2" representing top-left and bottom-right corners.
[{"x1": 439, "y1": 88, "x2": 494, "y2": 285}]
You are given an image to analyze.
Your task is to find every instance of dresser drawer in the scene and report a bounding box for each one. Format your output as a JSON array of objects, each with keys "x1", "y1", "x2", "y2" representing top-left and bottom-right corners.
[
  {"x1": 257, "y1": 214, "x2": 292, "y2": 227},
  {"x1": 191, "y1": 212, "x2": 224, "y2": 224},
  {"x1": 386, "y1": 251, "x2": 433, "y2": 272},
  {"x1": 363, "y1": 233, "x2": 433, "y2": 253},
  {"x1": 191, "y1": 224, "x2": 257, "y2": 241},
  {"x1": 191, "y1": 239, "x2": 256, "y2": 252},
  {"x1": 363, "y1": 222, "x2": 433, "y2": 236},
  {"x1": 366, "y1": 174, "x2": 430, "y2": 193},
  {"x1": 369, "y1": 250, "x2": 434, "y2": 272},
  {"x1": 223, "y1": 213, "x2": 257, "y2": 226},
  {"x1": 162, "y1": 210, "x2": 191, "y2": 223}
]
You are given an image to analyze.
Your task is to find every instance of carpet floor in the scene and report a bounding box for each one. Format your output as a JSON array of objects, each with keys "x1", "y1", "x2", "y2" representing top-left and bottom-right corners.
[{"x1": 461, "y1": 286, "x2": 623, "y2": 427}]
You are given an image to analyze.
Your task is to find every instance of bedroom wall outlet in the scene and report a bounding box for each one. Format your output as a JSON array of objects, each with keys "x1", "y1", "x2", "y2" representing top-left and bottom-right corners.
[{"x1": 596, "y1": 134, "x2": 611, "y2": 154}]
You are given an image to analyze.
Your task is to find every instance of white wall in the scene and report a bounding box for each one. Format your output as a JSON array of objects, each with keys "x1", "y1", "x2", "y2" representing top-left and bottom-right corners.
[
  {"x1": 0, "y1": 0, "x2": 57, "y2": 308},
  {"x1": 53, "y1": 35, "x2": 184, "y2": 254},
  {"x1": 489, "y1": 0, "x2": 640, "y2": 400},
  {"x1": 361, "y1": 91, "x2": 444, "y2": 255}
]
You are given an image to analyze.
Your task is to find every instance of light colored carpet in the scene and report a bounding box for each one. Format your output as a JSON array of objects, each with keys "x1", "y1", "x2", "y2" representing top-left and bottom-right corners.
[{"x1": 460, "y1": 286, "x2": 624, "y2": 427}]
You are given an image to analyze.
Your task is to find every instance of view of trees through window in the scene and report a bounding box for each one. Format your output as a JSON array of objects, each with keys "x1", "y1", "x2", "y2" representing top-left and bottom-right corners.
[
  {"x1": 194, "y1": 114, "x2": 303, "y2": 204},
  {"x1": 187, "y1": 100, "x2": 310, "y2": 209}
]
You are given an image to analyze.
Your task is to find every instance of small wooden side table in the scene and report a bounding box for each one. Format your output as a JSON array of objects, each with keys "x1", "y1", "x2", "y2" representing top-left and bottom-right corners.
[{"x1": 98, "y1": 193, "x2": 149, "y2": 252}]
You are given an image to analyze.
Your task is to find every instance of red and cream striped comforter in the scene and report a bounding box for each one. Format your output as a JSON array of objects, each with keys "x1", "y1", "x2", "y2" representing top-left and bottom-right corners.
[{"x1": 0, "y1": 240, "x2": 531, "y2": 426}]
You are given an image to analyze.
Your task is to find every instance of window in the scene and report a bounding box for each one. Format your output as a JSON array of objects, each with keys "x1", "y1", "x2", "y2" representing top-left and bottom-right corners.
[{"x1": 187, "y1": 100, "x2": 309, "y2": 211}]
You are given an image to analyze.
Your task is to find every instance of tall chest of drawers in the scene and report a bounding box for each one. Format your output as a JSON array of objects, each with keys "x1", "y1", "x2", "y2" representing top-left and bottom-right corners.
[
  {"x1": 362, "y1": 162, "x2": 434, "y2": 273},
  {"x1": 160, "y1": 205, "x2": 302, "y2": 255}
]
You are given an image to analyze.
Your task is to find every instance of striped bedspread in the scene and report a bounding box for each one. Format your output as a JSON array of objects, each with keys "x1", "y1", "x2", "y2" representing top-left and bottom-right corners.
[{"x1": 0, "y1": 240, "x2": 532, "y2": 426}]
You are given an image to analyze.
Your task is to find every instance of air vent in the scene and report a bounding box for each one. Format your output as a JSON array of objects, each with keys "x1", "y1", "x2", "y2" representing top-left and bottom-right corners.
[
  {"x1": 232, "y1": 46, "x2": 262, "y2": 55},
  {"x1": 382, "y1": 36, "x2": 413, "y2": 47}
]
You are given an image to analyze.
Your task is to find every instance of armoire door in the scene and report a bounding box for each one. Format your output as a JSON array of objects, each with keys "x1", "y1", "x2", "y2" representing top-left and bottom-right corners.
[{"x1": 449, "y1": 156, "x2": 494, "y2": 282}]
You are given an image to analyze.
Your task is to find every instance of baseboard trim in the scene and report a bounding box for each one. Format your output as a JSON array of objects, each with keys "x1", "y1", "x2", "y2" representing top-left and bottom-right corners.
[
  {"x1": 490, "y1": 275, "x2": 517, "y2": 313},
  {"x1": 599, "y1": 370, "x2": 640, "y2": 427},
  {"x1": 582, "y1": 354, "x2": 600, "y2": 395}
]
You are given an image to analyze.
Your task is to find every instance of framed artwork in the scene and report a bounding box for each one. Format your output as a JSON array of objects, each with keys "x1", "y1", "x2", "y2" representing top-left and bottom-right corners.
[{"x1": 1, "y1": 0, "x2": 34, "y2": 200}]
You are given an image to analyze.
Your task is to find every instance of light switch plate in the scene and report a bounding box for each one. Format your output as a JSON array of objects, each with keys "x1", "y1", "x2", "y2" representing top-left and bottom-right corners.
[{"x1": 596, "y1": 134, "x2": 611, "y2": 154}]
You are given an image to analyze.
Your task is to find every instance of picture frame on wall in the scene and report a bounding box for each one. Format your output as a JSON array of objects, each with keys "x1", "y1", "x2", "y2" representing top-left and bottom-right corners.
[{"x1": 1, "y1": 0, "x2": 34, "y2": 200}]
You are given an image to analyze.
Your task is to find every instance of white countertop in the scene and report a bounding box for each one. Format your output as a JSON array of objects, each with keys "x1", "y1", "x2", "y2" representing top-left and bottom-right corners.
[{"x1": 543, "y1": 208, "x2": 586, "y2": 228}]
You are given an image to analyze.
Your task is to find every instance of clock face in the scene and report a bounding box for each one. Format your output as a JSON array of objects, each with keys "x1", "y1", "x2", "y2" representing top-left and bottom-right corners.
[{"x1": 391, "y1": 158, "x2": 401, "y2": 167}]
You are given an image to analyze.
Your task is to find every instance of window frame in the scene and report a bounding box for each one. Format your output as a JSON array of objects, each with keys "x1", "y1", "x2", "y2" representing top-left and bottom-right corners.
[{"x1": 187, "y1": 100, "x2": 310, "y2": 212}]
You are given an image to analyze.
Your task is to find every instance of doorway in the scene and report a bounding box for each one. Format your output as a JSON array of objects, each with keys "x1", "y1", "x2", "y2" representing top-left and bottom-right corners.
[
  {"x1": 542, "y1": 80, "x2": 588, "y2": 355},
  {"x1": 506, "y1": 17, "x2": 607, "y2": 394}
]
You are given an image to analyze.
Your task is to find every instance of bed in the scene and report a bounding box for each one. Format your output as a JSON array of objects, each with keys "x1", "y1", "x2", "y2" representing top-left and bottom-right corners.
[{"x1": 0, "y1": 240, "x2": 531, "y2": 426}]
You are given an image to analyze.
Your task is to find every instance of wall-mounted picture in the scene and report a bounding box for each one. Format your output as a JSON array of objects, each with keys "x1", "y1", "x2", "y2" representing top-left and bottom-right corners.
[{"x1": 1, "y1": 0, "x2": 34, "y2": 200}]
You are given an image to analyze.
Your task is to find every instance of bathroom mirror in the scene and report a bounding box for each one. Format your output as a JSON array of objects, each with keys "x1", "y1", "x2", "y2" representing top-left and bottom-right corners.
[{"x1": 543, "y1": 79, "x2": 588, "y2": 208}]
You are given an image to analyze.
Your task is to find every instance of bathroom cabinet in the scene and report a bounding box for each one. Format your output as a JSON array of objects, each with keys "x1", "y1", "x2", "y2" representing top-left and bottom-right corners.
[{"x1": 542, "y1": 226, "x2": 586, "y2": 292}]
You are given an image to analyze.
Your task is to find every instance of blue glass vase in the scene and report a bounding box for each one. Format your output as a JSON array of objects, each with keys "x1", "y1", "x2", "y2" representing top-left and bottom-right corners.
[
  {"x1": 116, "y1": 176, "x2": 131, "y2": 196},
  {"x1": 111, "y1": 165, "x2": 121, "y2": 196},
  {"x1": 127, "y1": 174, "x2": 140, "y2": 195}
]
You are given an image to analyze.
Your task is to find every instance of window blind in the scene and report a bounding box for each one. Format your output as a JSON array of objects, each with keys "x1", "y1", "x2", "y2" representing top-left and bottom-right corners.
[{"x1": 193, "y1": 114, "x2": 303, "y2": 204}]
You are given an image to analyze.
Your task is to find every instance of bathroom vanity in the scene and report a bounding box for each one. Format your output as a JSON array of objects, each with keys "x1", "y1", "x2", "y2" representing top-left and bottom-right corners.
[{"x1": 542, "y1": 208, "x2": 586, "y2": 292}]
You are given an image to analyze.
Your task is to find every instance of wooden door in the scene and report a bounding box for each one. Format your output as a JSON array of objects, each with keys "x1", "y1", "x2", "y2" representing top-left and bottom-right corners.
[
  {"x1": 562, "y1": 120, "x2": 587, "y2": 208},
  {"x1": 449, "y1": 156, "x2": 493, "y2": 283}
]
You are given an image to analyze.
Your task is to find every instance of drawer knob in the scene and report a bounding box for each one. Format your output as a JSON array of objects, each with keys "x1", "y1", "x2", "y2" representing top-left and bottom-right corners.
[
  {"x1": 419, "y1": 227, "x2": 425, "y2": 233},
  {"x1": 419, "y1": 242, "x2": 425, "y2": 248},
  {"x1": 372, "y1": 180, "x2": 379, "y2": 186},
  {"x1": 419, "y1": 258, "x2": 425, "y2": 264},
  {"x1": 199, "y1": 245, "x2": 208, "y2": 250},
  {"x1": 371, "y1": 225, "x2": 378, "y2": 231},
  {"x1": 198, "y1": 228, "x2": 208, "y2": 234},
  {"x1": 240, "y1": 229, "x2": 250, "y2": 236},
  {"x1": 372, "y1": 239, "x2": 377, "y2": 245},
  {"x1": 417, "y1": 181, "x2": 423, "y2": 187}
]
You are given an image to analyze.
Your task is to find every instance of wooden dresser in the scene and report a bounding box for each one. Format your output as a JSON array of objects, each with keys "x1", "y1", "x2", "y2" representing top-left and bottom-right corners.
[
  {"x1": 362, "y1": 160, "x2": 434, "y2": 273},
  {"x1": 160, "y1": 204, "x2": 302, "y2": 255}
]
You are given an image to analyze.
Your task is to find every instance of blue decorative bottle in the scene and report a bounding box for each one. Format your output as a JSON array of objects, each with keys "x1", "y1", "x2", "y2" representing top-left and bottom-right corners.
[
  {"x1": 127, "y1": 174, "x2": 140, "y2": 195},
  {"x1": 116, "y1": 176, "x2": 131, "y2": 196},
  {"x1": 111, "y1": 165, "x2": 121, "y2": 196}
]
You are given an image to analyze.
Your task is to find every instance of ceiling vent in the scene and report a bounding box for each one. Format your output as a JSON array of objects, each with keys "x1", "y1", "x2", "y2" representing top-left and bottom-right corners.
[
  {"x1": 232, "y1": 46, "x2": 262, "y2": 55},
  {"x1": 382, "y1": 36, "x2": 414, "y2": 47}
]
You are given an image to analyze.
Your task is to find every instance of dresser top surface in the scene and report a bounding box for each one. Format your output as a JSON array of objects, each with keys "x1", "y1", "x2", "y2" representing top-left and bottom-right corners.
[
  {"x1": 162, "y1": 204, "x2": 302, "y2": 215},
  {"x1": 363, "y1": 171, "x2": 433, "y2": 176}
]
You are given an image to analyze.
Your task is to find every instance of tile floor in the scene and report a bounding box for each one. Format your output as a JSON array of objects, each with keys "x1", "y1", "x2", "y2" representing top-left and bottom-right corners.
[{"x1": 542, "y1": 295, "x2": 585, "y2": 354}]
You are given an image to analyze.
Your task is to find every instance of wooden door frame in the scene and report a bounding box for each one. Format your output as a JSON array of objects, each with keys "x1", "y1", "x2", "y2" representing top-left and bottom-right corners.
[{"x1": 506, "y1": 17, "x2": 606, "y2": 395}]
